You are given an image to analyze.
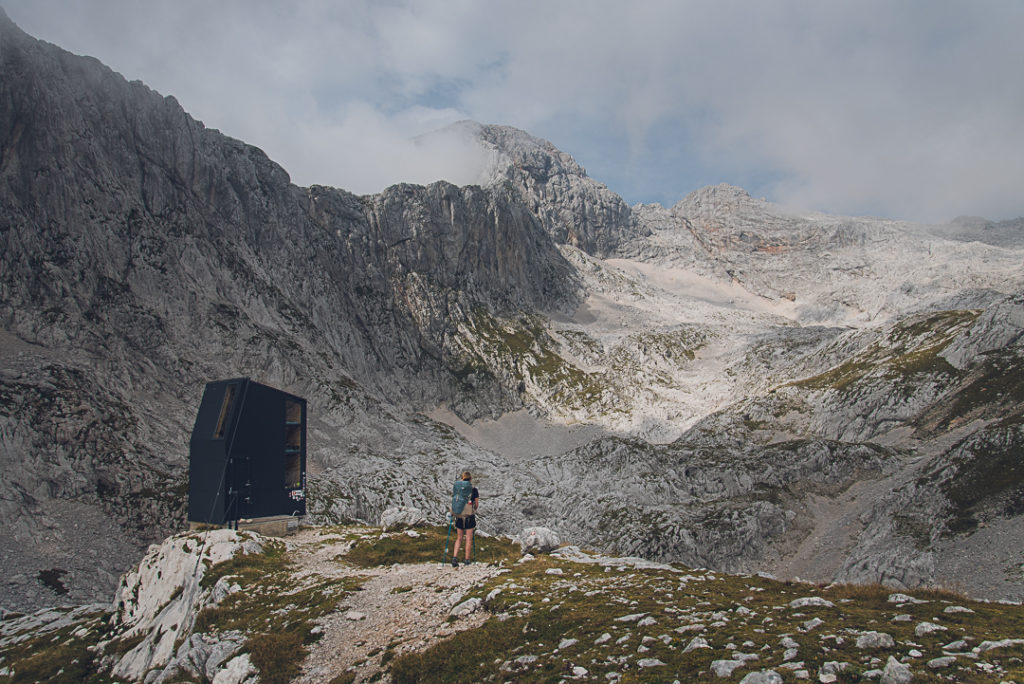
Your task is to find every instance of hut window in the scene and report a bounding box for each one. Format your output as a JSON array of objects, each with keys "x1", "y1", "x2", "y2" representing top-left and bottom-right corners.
[{"x1": 212, "y1": 383, "x2": 238, "y2": 439}]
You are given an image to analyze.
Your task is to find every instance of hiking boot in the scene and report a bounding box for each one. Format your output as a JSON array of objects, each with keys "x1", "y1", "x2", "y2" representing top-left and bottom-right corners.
[{"x1": 451, "y1": 558, "x2": 459, "y2": 568}]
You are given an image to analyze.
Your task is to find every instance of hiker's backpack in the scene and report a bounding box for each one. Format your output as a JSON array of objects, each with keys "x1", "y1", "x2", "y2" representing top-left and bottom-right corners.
[{"x1": 451, "y1": 479, "x2": 474, "y2": 518}]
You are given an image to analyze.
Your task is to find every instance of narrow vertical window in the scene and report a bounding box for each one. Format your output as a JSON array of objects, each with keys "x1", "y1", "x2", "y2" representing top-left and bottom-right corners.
[{"x1": 212, "y1": 383, "x2": 238, "y2": 439}]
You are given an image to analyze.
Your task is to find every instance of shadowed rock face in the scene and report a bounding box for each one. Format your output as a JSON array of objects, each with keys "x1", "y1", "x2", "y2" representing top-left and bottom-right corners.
[
  {"x1": 0, "y1": 10, "x2": 578, "y2": 610},
  {"x1": 3, "y1": 8, "x2": 1024, "y2": 614}
]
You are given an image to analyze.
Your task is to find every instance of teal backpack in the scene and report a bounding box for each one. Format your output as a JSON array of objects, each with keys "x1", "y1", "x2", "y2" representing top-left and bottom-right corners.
[{"x1": 451, "y1": 479, "x2": 474, "y2": 518}]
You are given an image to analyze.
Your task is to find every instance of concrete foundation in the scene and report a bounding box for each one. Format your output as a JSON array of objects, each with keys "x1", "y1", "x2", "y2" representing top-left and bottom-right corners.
[{"x1": 188, "y1": 514, "x2": 303, "y2": 537}]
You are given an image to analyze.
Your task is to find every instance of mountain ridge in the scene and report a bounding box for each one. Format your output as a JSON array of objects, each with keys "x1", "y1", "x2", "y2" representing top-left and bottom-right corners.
[{"x1": 1, "y1": 9, "x2": 1024, "y2": 621}]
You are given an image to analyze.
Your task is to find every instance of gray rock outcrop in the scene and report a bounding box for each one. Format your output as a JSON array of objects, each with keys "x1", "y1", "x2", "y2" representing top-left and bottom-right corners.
[
  {"x1": 379, "y1": 506, "x2": 428, "y2": 530},
  {"x1": 518, "y1": 526, "x2": 561, "y2": 554},
  {"x1": 457, "y1": 121, "x2": 639, "y2": 257}
]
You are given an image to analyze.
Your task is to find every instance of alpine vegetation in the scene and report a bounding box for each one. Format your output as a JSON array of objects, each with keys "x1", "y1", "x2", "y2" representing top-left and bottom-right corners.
[{"x1": 4, "y1": 522, "x2": 1024, "y2": 682}]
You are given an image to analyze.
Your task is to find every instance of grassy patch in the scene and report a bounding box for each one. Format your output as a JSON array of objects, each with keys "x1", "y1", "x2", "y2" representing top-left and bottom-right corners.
[
  {"x1": 791, "y1": 309, "x2": 976, "y2": 393},
  {"x1": 247, "y1": 631, "x2": 305, "y2": 684},
  {"x1": 199, "y1": 537, "x2": 290, "y2": 589},
  {"x1": 0, "y1": 612, "x2": 110, "y2": 683},
  {"x1": 450, "y1": 310, "x2": 612, "y2": 413},
  {"x1": 344, "y1": 526, "x2": 520, "y2": 568}
]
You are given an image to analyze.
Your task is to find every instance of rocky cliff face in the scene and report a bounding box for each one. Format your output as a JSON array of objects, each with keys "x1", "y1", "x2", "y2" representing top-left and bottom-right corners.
[
  {"x1": 0, "y1": 11, "x2": 575, "y2": 610},
  {"x1": 451, "y1": 121, "x2": 640, "y2": 257},
  {"x1": 2, "y1": 8, "x2": 1024, "y2": 616}
]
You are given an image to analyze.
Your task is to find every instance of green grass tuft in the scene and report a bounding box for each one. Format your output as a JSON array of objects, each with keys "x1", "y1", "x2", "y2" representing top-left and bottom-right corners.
[{"x1": 247, "y1": 631, "x2": 305, "y2": 684}]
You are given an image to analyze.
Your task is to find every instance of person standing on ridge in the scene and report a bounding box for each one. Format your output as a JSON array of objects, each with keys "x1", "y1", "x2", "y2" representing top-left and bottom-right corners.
[{"x1": 450, "y1": 471, "x2": 479, "y2": 567}]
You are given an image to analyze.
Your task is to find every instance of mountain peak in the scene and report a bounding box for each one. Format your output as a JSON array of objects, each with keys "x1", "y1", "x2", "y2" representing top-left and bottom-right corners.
[
  {"x1": 674, "y1": 183, "x2": 759, "y2": 214},
  {"x1": 428, "y1": 120, "x2": 635, "y2": 256}
]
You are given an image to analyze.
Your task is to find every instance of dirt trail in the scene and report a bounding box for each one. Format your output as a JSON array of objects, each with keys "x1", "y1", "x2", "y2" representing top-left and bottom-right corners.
[{"x1": 290, "y1": 530, "x2": 503, "y2": 683}]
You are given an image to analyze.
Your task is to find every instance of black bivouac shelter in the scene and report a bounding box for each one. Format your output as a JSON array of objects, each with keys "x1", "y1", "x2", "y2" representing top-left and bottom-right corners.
[{"x1": 188, "y1": 378, "x2": 306, "y2": 526}]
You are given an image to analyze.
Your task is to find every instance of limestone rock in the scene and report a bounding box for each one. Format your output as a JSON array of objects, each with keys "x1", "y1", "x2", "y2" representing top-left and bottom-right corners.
[
  {"x1": 879, "y1": 656, "x2": 913, "y2": 684},
  {"x1": 518, "y1": 527, "x2": 560, "y2": 554},
  {"x1": 976, "y1": 638, "x2": 1024, "y2": 652},
  {"x1": 463, "y1": 122, "x2": 638, "y2": 257},
  {"x1": 942, "y1": 605, "x2": 974, "y2": 614},
  {"x1": 739, "y1": 671, "x2": 782, "y2": 684},
  {"x1": 108, "y1": 531, "x2": 263, "y2": 682},
  {"x1": 789, "y1": 597, "x2": 835, "y2": 609},
  {"x1": 684, "y1": 636, "x2": 711, "y2": 652},
  {"x1": 914, "y1": 622, "x2": 948, "y2": 637},
  {"x1": 941, "y1": 292, "x2": 1024, "y2": 369},
  {"x1": 451, "y1": 598, "x2": 482, "y2": 617},
  {"x1": 856, "y1": 632, "x2": 895, "y2": 649},
  {"x1": 637, "y1": 658, "x2": 666, "y2": 668},
  {"x1": 379, "y1": 506, "x2": 428, "y2": 530},
  {"x1": 927, "y1": 656, "x2": 956, "y2": 669},
  {"x1": 153, "y1": 631, "x2": 247, "y2": 684},
  {"x1": 711, "y1": 659, "x2": 746, "y2": 677},
  {"x1": 801, "y1": 618, "x2": 824, "y2": 632}
]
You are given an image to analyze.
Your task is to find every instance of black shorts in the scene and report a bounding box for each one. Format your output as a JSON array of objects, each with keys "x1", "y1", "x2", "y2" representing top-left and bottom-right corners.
[{"x1": 455, "y1": 515, "x2": 476, "y2": 530}]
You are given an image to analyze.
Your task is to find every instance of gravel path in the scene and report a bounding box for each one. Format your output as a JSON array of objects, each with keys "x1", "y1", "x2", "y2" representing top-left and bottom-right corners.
[{"x1": 290, "y1": 530, "x2": 503, "y2": 683}]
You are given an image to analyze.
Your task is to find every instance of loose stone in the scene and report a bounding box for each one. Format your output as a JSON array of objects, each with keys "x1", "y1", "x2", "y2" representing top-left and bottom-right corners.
[
  {"x1": 927, "y1": 656, "x2": 956, "y2": 669},
  {"x1": 914, "y1": 622, "x2": 948, "y2": 637}
]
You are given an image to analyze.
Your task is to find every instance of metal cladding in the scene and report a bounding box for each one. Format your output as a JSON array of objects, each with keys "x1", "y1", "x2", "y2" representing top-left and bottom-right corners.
[{"x1": 188, "y1": 378, "x2": 307, "y2": 524}]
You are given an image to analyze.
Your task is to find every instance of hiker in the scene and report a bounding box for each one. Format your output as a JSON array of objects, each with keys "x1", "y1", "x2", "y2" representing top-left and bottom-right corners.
[{"x1": 450, "y1": 471, "x2": 478, "y2": 567}]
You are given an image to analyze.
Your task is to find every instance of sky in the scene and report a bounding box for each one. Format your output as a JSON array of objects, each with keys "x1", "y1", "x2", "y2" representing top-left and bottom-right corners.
[{"x1": 5, "y1": 0, "x2": 1024, "y2": 223}]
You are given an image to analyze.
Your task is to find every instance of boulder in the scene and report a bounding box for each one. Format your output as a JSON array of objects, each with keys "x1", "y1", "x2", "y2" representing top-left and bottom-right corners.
[
  {"x1": 880, "y1": 656, "x2": 913, "y2": 684},
  {"x1": 927, "y1": 656, "x2": 957, "y2": 669},
  {"x1": 856, "y1": 631, "x2": 895, "y2": 649},
  {"x1": 739, "y1": 672, "x2": 782, "y2": 684},
  {"x1": 518, "y1": 527, "x2": 560, "y2": 554},
  {"x1": 212, "y1": 654, "x2": 257, "y2": 684},
  {"x1": 977, "y1": 638, "x2": 1024, "y2": 652},
  {"x1": 789, "y1": 597, "x2": 835, "y2": 609},
  {"x1": 379, "y1": 506, "x2": 428, "y2": 530},
  {"x1": 914, "y1": 622, "x2": 948, "y2": 637},
  {"x1": 637, "y1": 658, "x2": 666, "y2": 668},
  {"x1": 711, "y1": 659, "x2": 745, "y2": 677},
  {"x1": 684, "y1": 636, "x2": 711, "y2": 652},
  {"x1": 451, "y1": 597, "x2": 482, "y2": 618}
]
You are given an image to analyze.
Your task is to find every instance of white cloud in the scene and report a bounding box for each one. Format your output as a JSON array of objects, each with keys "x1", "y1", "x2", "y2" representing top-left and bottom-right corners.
[{"x1": 4, "y1": 0, "x2": 1023, "y2": 221}]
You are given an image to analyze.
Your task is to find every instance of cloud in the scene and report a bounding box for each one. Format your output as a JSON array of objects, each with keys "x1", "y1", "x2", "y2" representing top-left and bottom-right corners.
[{"x1": 4, "y1": 0, "x2": 1023, "y2": 221}]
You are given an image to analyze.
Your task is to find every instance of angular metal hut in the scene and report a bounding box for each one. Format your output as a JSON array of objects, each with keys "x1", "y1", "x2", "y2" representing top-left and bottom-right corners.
[{"x1": 188, "y1": 378, "x2": 306, "y2": 530}]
